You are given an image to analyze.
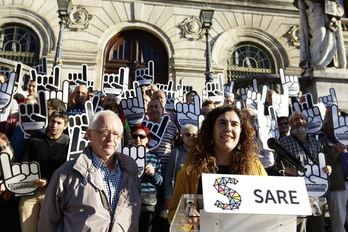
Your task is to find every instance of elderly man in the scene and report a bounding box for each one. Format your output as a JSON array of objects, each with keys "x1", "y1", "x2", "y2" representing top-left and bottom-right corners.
[
  {"x1": 38, "y1": 110, "x2": 141, "y2": 232},
  {"x1": 223, "y1": 94, "x2": 234, "y2": 106},
  {"x1": 146, "y1": 99, "x2": 177, "y2": 231},
  {"x1": 277, "y1": 111, "x2": 331, "y2": 232},
  {"x1": 66, "y1": 85, "x2": 88, "y2": 115},
  {"x1": 151, "y1": 90, "x2": 176, "y2": 123},
  {"x1": 147, "y1": 99, "x2": 177, "y2": 172}
]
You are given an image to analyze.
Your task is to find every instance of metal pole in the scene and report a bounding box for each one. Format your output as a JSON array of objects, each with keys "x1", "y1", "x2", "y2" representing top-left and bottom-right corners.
[
  {"x1": 53, "y1": 16, "x2": 66, "y2": 68},
  {"x1": 205, "y1": 27, "x2": 213, "y2": 83}
]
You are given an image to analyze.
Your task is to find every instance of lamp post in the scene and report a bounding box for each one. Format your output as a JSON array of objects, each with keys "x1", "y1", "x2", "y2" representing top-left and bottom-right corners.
[
  {"x1": 53, "y1": 0, "x2": 72, "y2": 68},
  {"x1": 200, "y1": 5, "x2": 215, "y2": 83}
]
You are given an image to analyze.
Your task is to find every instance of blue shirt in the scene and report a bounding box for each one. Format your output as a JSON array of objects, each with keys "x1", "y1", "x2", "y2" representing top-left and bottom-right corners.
[{"x1": 91, "y1": 152, "x2": 121, "y2": 214}]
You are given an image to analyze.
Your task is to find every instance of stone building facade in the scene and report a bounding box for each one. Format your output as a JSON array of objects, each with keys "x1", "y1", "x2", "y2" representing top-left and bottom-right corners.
[{"x1": 1, "y1": 0, "x2": 347, "y2": 108}]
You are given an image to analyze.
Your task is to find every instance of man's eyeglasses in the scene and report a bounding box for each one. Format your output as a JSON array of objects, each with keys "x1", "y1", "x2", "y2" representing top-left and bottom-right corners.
[
  {"x1": 184, "y1": 133, "x2": 197, "y2": 137},
  {"x1": 132, "y1": 134, "x2": 147, "y2": 139},
  {"x1": 92, "y1": 129, "x2": 122, "y2": 139},
  {"x1": 278, "y1": 122, "x2": 289, "y2": 126}
]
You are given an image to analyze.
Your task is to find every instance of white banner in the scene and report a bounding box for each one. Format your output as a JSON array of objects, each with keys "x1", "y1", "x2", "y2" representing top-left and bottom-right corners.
[{"x1": 202, "y1": 173, "x2": 311, "y2": 216}]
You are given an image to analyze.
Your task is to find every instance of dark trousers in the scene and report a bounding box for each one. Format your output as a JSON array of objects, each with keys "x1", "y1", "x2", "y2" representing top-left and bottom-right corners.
[{"x1": 139, "y1": 211, "x2": 155, "y2": 232}]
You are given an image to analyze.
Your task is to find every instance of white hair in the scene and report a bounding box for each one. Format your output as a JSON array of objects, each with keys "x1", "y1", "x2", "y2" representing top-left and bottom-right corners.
[
  {"x1": 180, "y1": 124, "x2": 198, "y2": 135},
  {"x1": 89, "y1": 110, "x2": 122, "y2": 130}
]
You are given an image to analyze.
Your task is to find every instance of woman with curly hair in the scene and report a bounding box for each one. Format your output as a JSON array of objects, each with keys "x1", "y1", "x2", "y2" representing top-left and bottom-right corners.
[{"x1": 168, "y1": 106, "x2": 267, "y2": 222}]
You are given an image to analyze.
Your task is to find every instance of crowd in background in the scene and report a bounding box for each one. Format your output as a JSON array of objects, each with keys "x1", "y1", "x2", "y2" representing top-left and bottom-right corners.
[{"x1": 0, "y1": 69, "x2": 347, "y2": 232}]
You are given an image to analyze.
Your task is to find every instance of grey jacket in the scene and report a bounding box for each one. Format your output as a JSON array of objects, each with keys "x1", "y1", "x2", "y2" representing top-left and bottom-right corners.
[{"x1": 38, "y1": 144, "x2": 141, "y2": 232}]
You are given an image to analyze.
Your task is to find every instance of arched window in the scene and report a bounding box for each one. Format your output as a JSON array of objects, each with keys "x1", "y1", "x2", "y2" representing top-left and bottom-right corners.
[
  {"x1": 226, "y1": 42, "x2": 274, "y2": 82},
  {"x1": 104, "y1": 30, "x2": 168, "y2": 84},
  {"x1": 0, "y1": 24, "x2": 40, "y2": 66}
]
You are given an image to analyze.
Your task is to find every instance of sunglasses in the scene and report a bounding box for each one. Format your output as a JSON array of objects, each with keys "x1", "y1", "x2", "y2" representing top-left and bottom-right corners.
[
  {"x1": 132, "y1": 134, "x2": 147, "y2": 139},
  {"x1": 184, "y1": 133, "x2": 197, "y2": 137},
  {"x1": 278, "y1": 122, "x2": 289, "y2": 126}
]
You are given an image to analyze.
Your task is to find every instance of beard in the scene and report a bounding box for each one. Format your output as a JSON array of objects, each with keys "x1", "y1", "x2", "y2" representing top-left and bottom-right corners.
[{"x1": 292, "y1": 125, "x2": 308, "y2": 136}]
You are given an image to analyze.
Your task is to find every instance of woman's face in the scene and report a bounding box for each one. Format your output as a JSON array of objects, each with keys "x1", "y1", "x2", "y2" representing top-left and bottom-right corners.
[
  {"x1": 182, "y1": 128, "x2": 197, "y2": 147},
  {"x1": 213, "y1": 111, "x2": 242, "y2": 155},
  {"x1": 131, "y1": 129, "x2": 149, "y2": 147}
]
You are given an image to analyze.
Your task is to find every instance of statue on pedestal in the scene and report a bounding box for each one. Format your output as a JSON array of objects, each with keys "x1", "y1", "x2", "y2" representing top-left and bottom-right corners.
[{"x1": 294, "y1": 0, "x2": 346, "y2": 73}]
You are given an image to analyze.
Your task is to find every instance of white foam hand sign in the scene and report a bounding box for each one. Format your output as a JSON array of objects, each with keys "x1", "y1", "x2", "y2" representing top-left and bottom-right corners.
[
  {"x1": 201, "y1": 89, "x2": 208, "y2": 103},
  {"x1": 332, "y1": 104, "x2": 348, "y2": 145},
  {"x1": 91, "y1": 95, "x2": 103, "y2": 113},
  {"x1": 19, "y1": 91, "x2": 48, "y2": 138},
  {"x1": 0, "y1": 63, "x2": 22, "y2": 95},
  {"x1": 44, "y1": 80, "x2": 69, "y2": 105},
  {"x1": 32, "y1": 57, "x2": 47, "y2": 75},
  {"x1": 68, "y1": 101, "x2": 94, "y2": 135},
  {"x1": 141, "y1": 115, "x2": 170, "y2": 150},
  {"x1": 0, "y1": 72, "x2": 15, "y2": 112},
  {"x1": 122, "y1": 146, "x2": 146, "y2": 178},
  {"x1": 240, "y1": 79, "x2": 258, "y2": 103},
  {"x1": 157, "y1": 80, "x2": 176, "y2": 111},
  {"x1": 271, "y1": 86, "x2": 289, "y2": 117},
  {"x1": 257, "y1": 104, "x2": 279, "y2": 150},
  {"x1": 0, "y1": 152, "x2": 39, "y2": 195},
  {"x1": 67, "y1": 64, "x2": 90, "y2": 88},
  {"x1": 102, "y1": 67, "x2": 129, "y2": 96},
  {"x1": 176, "y1": 78, "x2": 193, "y2": 99},
  {"x1": 176, "y1": 94, "x2": 201, "y2": 128},
  {"x1": 267, "y1": 106, "x2": 280, "y2": 139},
  {"x1": 156, "y1": 80, "x2": 173, "y2": 92},
  {"x1": 67, "y1": 126, "x2": 89, "y2": 160},
  {"x1": 234, "y1": 100, "x2": 245, "y2": 110},
  {"x1": 246, "y1": 85, "x2": 267, "y2": 109},
  {"x1": 174, "y1": 78, "x2": 185, "y2": 104},
  {"x1": 135, "y1": 60, "x2": 154, "y2": 86},
  {"x1": 31, "y1": 66, "x2": 61, "y2": 92},
  {"x1": 205, "y1": 73, "x2": 224, "y2": 107},
  {"x1": 297, "y1": 153, "x2": 329, "y2": 198},
  {"x1": 120, "y1": 81, "x2": 139, "y2": 100},
  {"x1": 120, "y1": 86, "x2": 145, "y2": 126},
  {"x1": 280, "y1": 68, "x2": 300, "y2": 97},
  {"x1": 224, "y1": 81, "x2": 234, "y2": 97},
  {"x1": 164, "y1": 89, "x2": 176, "y2": 111},
  {"x1": 292, "y1": 93, "x2": 323, "y2": 136},
  {"x1": 318, "y1": 88, "x2": 338, "y2": 107},
  {"x1": 68, "y1": 112, "x2": 89, "y2": 137}
]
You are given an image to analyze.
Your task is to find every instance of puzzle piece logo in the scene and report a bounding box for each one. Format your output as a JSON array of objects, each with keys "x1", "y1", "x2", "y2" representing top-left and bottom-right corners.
[{"x1": 213, "y1": 177, "x2": 241, "y2": 210}]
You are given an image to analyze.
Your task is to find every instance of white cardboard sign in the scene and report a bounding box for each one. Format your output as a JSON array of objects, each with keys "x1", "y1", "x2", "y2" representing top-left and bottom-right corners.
[{"x1": 202, "y1": 173, "x2": 311, "y2": 216}]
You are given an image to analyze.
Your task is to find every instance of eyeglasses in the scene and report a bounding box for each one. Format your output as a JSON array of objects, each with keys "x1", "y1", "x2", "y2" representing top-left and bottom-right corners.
[
  {"x1": 132, "y1": 134, "x2": 147, "y2": 139},
  {"x1": 92, "y1": 129, "x2": 122, "y2": 139},
  {"x1": 184, "y1": 133, "x2": 197, "y2": 137},
  {"x1": 278, "y1": 122, "x2": 289, "y2": 126}
]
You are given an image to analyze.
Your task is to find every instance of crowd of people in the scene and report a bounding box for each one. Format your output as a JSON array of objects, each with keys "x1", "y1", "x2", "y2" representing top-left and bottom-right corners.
[{"x1": 0, "y1": 70, "x2": 347, "y2": 232}]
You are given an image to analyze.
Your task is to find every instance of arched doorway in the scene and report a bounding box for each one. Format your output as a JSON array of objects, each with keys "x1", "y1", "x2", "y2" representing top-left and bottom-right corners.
[{"x1": 104, "y1": 30, "x2": 169, "y2": 85}]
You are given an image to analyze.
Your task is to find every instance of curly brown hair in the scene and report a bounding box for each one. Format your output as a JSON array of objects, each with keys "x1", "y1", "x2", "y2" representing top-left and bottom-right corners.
[{"x1": 185, "y1": 106, "x2": 259, "y2": 178}]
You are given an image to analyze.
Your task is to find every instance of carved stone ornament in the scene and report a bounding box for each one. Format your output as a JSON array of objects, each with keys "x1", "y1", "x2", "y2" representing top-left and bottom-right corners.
[
  {"x1": 180, "y1": 16, "x2": 203, "y2": 40},
  {"x1": 66, "y1": 6, "x2": 93, "y2": 31},
  {"x1": 288, "y1": 25, "x2": 300, "y2": 47}
]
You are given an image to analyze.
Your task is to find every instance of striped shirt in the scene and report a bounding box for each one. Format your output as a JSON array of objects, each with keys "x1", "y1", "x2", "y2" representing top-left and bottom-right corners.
[
  {"x1": 140, "y1": 152, "x2": 163, "y2": 193},
  {"x1": 91, "y1": 152, "x2": 121, "y2": 214},
  {"x1": 150, "y1": 120, "x2": 178, "y2": 173}
]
